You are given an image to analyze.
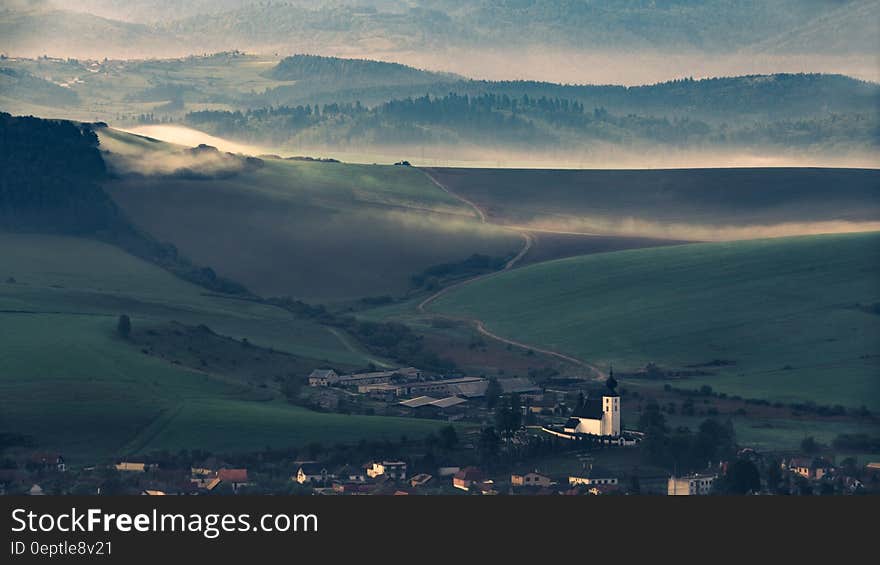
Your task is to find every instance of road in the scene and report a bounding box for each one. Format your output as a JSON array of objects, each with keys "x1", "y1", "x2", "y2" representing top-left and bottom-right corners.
[{"x1": 417, "y1": 168, "x2": 605, "y2": 379}]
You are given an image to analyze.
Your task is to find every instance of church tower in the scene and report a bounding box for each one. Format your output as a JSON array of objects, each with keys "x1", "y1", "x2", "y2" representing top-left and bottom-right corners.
[{"x1": 601, "y1": 364, "x2": 621, "y2": 436}]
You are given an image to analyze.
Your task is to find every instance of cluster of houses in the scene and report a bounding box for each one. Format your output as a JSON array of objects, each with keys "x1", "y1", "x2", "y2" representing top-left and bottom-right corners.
[{"x1": 3, "y1": 448, "x2": 879, "y2": 495}]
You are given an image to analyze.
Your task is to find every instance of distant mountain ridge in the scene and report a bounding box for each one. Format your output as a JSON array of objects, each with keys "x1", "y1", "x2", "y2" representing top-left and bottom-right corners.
[{"x1": 3, "y1": 1, "x2": 878, "y2": 60}]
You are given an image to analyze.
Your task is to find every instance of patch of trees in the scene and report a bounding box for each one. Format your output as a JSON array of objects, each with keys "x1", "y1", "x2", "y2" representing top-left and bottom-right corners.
[
  {"x1": 266, "y1": 296, "x2": 456, "y2": 372},
  {"x1": 269, "y1": 54, "x2": 442, "y2": 86},
  {"x1": 639, "y1": 403, "x2": 737, "y2": 473},
  {"x1": 0, "y1": 112, "x2": 118, "y2": 234},
  {"x1": 410, "y1": 253, "x2": 508, "y2": 290},
  {"x1": 832, "y1": 433, "x2": 880, "y2": 453},
  {"x1": 0, "y1": 114, "x2": 250, "y2": 296},
  {"x1": 662, "y1": 383, "x2": 869, "y2": 419}
]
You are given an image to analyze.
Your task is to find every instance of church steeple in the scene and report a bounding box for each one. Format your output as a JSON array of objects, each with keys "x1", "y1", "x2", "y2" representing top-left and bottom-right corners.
[{"x1": 605, "y1": 362, "x2": 618, "y2": 396}]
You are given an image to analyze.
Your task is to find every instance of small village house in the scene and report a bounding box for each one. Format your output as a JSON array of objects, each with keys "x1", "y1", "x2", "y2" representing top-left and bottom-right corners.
[
  {"x1": 296, "y1": 463, "x2": 334, "y2": 484},
  {"x1": 410, "y1": 473, "x2": 433, "y2": 487},
  {"x1": 115, "y1": 462, "x2": 151, "y2": 472},
  {"x1": 366, "y1": 461, "x2": 407, "y2": 480},
  {"x1": 307, "y1": 369, "x2": 338, "y2": 387},
  {"x1": 668, "y1": 473, "x2": 717, "y2": 495},
  {"x1": 453, "y1": 467, "x2": 484, "y2": 491},
  {"x1": 788, "y1": 457, "x2": 834, "y2": 480},
  {"x1": 218, "y1": 468, "x2": 249, "y2": 491},
  {"x1": 569, "y1": 465, "x2": 618, "y2": 487},
  {"x1": 511, "y1": 471, "x2": 555, "y2": 488}
]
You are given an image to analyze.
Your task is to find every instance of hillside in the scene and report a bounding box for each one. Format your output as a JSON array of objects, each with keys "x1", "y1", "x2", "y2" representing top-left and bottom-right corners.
[
  {"x1": 431, "y1": 232, "x2": 880, "y2": 411},
  {"x1": 101, "y1": 128, "x2": 522, "y2": 303},
  {"x1": 424, "y1": 167, "x2": 880, "y2": 241},
  {"x1": 0, "y1": 232, "x2": 452, "y2": 461}
]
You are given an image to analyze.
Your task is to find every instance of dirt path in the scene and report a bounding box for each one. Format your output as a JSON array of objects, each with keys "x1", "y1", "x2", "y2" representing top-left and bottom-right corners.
[
  {"x1": 422, "y1": 169, "x2": 487, "y2": 223},
  {"x1": 417, "y1": 168, "x2": 604, "y2": 379}
]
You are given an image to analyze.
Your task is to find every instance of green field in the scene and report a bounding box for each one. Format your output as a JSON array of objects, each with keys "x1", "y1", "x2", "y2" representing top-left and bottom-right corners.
[
  {"x1": 0, "y1": 233, "x2": 455, "y2": 462},
  {"x1": 102, "y1": 130, "x2": 521, "y2": 302},
  {"x1": 433, "y1": 232, "x2": 880, "y2": 410},
  {"x1": 0, "y1": 233, "x2": 366, "y2": 364}
]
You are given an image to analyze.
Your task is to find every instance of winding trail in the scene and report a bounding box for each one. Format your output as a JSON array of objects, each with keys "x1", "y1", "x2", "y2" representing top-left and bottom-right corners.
[{"x1": 417, "y1": 168, "x2": 605, "y2": 379}]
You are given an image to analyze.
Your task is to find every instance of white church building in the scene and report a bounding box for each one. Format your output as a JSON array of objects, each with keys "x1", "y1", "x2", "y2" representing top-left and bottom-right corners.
[{"x1": 563, "y1": 394, "x2": 621, "y2": 437}]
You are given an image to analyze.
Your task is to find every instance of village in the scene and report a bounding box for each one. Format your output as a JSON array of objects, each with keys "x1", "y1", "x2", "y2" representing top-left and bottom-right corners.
[{"x1": 2, "y1": 366, "x2": 877, "y2": 497}]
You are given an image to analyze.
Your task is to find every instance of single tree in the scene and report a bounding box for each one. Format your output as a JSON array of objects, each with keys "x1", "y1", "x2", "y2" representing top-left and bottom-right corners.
[
  {"x1": 721, "y1": 459, "x2": 761, "y2": 494},
  {"x1": 485, "y1": 378, "x2": 502, "y2": 409},
  {"x1": 801, "y1": 436, "x2": 819, "y2": 454},
  {"x1": 439, "y1": 426, "x2": 458, "y2": 450},
  {"x1": 116, "y1": 314, "x2": 131, "y2": 339}
]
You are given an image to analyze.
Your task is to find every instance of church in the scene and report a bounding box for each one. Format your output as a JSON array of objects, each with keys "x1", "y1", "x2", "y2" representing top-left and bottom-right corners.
[{"x1": 563, "y1": 369, "x2": 621, "y2": 437}]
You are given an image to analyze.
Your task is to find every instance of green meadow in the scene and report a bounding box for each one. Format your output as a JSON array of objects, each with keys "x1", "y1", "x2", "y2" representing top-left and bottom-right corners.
[
  {"x1": 433, "y1": 232, "x2": 880, "y2": 410},
  {"x1": 0, "y1": 234, "x2": 454, "y2": 462}
]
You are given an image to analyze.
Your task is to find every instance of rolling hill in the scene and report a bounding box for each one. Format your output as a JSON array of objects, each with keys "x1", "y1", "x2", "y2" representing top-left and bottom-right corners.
[
  {"x1": 0, "y1": 233, "x2": 448, "y2": 462},
  {"x1": 101, "y1": 128, "x2": 522, "y2": 303},
  {"x1": 431, "y1": 232, "x2": 880, "y2": 411},
  {"x1": 424, "y1": 167, "x2": 880, "y2": 241}
]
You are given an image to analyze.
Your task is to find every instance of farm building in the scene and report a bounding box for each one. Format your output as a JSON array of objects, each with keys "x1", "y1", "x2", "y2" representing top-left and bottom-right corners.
[
  {"x1": 398, "y1": 395, "x2": 468, "y2": 419},
  {"x1": 308, "y1": 369, "x2": 338, "y2": 387},
  {"x1": 361, "y1": 376, "x2": 487, "y2": 398}
]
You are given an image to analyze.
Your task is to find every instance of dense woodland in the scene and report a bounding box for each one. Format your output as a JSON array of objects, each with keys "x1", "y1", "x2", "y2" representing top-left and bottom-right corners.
[
  {"x1": 0, "y1": 113, "x2": 248, "y2": 294},
  {"x1": 0, "y1": 112, "x2": 116, "y2": 233},
  {"x1": 184, "y1": 89, "x2": 878, "y2": 150}
]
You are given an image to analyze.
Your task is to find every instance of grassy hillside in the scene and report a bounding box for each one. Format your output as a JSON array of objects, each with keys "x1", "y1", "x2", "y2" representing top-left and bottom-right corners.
[
  {"x1": 426, "y1": 167, "x2": 880, "y2": 241},
  {"x1": 432, "y1": 232, "x2": 880, "y2": 410},
  {"x1": 0, "y1": 233, "x2": 368, "y2": 363},
  {"x1": 0, "y1": 233, "x2": 449, "y2": 461},
  {"x1": 102, "y1": 130, "x2": 521, "y2": 302}
]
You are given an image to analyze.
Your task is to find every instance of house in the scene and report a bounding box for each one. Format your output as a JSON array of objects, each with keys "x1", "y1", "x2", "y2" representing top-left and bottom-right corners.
[
  {"x1": 336, "y1": 465, "x2": 367, "y2": 483},
  {"x1": 569, "y1": 466, "x2": 618, "y2": 487},
  {"x1": 788, "y1": 457, "x2": 834, "y2": 480},
  {"x1": 296, "y1": 463, "x2": 333, "y2": 484},
  {"x1": 589, "y1": 484, "x2": 621, "y2": 496},
  {"x1": 511, "y1": 471, "x2": 554, "y2": 488},
  {"x1": 410, "y1": 473, "x2": 433, "y2": 487},
  {"x1": 453, "y1": 467, "x2": 484, "y2": 491},
  {"x1": 218, "y1": 468, "x2": 249, "y2": 491},
  {"x1": 115, "y1": 462, "x2": 148, "y2": 472},
  {"x1": 308, "y1": 369, "x2": 338, "y2": 387},
  {"x1": 668, "y1": 473, "x2": 716, "y2": 495},
  {"x1": 190, "y1": 468, "x2": 220, "y2": 490},
  {"x1": 524, "y1": 395, "x2": 563, "y2": 415},
  {"x1": 29, "y1": 453, "x2": 65, "y2": 472},
  {"x1": 366, "y1": 461, "x2": 407, "y2": 480},
  {"x1": 437, "y1": 466, "x2": 461, "y2": 477}
]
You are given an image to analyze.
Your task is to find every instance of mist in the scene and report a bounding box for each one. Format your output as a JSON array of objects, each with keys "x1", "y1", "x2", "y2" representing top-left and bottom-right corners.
[{"x1": 98, "y1": 126, "x2": 262, "y2": 177}]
